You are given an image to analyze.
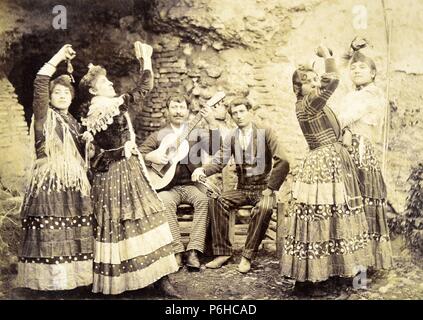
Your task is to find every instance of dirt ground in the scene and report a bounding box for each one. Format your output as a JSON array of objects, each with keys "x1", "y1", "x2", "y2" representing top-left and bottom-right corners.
[{"x1": 1, "y1": 237, "x2": 423, "y2": 300}]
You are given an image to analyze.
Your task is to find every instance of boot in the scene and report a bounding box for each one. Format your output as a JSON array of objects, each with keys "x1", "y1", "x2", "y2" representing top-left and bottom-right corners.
[{"x1": 185, "y1": 250, "x2": 201, "y2": 271}]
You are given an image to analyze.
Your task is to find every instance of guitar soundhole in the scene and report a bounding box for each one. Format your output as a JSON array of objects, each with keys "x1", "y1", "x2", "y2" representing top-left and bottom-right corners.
[{"x1": 166, "y1": 146, "x2": 177, "y2": 157}]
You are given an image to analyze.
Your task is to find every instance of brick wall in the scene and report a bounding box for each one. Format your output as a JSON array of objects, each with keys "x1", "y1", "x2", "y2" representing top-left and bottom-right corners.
[{"x1": 0, "y1": 76, "x2": 31, "y2": 193}]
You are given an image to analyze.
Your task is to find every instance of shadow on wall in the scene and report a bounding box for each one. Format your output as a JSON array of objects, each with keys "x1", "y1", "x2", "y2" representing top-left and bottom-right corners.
[
  {"x1": 4, "y1": 34, "x2": 140, "y2": 125},
  {"x1": 1, "y1": 0, "x2": 155, "y2": 124},
  {"x1": 0, "y1": 1, "x2": 152, "y2": 193}
]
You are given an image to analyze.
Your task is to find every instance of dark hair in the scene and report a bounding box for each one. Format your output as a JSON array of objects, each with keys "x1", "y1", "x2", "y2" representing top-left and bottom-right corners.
[
  {"x1": 292, "y1": 65, "x2": 316, "y2": 99},
  {"x1": 166, "y1": 93, "x2": 189, "y2": 108},
  {"x1": 227, "y1": 97, "x2": 252, "y2": 115},
  {"x1": 78, "y1": 64, "x2": 107, "y2": 98},
  {"x1": 50, "y1": 75, "x2": 75, "y2": 99},
  {"x1": 350, "y1": 51, "x2": 377, "y2": 81},
  {"x1": 77, "y1": 64, "x2": 107, "y2": 119}
]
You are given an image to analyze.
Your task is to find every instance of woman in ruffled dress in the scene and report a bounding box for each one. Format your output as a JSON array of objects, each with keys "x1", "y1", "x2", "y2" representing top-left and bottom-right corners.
[
  {"x1": 334, "y1": 38, "x2": 393, "y2": 270},
  {"x1": 78, "y1": 42, "x2": 179, "y2": 296},
  {"x1": 279, "y1": 45, "x2": 371, "y2": 293},
  {"x1": 17, "y1": 45, "x2": 94, "y2": 291}
]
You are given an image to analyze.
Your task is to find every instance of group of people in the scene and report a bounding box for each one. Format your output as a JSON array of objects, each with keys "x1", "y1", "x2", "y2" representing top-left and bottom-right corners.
[{"x1": 16, "y1": 37, "x2": 393, "y2": 298}]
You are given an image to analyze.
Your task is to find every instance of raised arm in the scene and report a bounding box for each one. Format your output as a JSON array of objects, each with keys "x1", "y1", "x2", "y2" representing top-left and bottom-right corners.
[
  {"x1": 303, "y1": 48, "x2": 340, "y2": 114},
  {"x1": 197, "y1": 105, "x2": 222, "y2": 156},
  {"x1": 33, "y1": 44, "x2": 75, "y2": 130},
  {"x1": 124, "y1": 42, "x2": 154, "y2": 108}
]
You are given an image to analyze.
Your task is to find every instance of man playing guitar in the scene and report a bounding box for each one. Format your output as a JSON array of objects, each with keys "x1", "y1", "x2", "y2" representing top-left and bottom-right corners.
[{"x1": 140, "y1": 93, "x2": 222, "y2": 270}]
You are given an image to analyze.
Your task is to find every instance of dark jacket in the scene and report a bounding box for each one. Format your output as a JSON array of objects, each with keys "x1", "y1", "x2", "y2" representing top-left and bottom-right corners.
[
  {"x1": 203, "y1": 122, "x2": 290, "y2": 191},
  {"x1": 33, "y1": 75, "x2": 84, "y2": 159},
  {"x1": 87, "y1": 70, "x2": 153, "y2": 172},
  {"x1": 140, "y1": 124, "x2": 220, "y2": 188}
]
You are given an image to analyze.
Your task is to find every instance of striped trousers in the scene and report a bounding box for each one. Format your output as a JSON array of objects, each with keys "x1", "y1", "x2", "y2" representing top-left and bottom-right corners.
[
  {"x1": 159, "y1": 185, "x2": 209, "y2": 254},
  {"x1": 209, "y1": 188, "x2": 275, "y2": 260}
]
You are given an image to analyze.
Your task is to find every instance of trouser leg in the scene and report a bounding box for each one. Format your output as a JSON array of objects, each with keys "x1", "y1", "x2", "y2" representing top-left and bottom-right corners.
[
  {"x1": 210, "y1": 189, "x2": 250, "y2": 256},
  {"x1": 181, "y1": 185, "x2": 210, "y2": 253},
  {"x1": 158, "y1": 188, "x2": 184, "y2": 254},
  {"x1": 243, "y1": 194, "x2": 275, "y2": 260}
]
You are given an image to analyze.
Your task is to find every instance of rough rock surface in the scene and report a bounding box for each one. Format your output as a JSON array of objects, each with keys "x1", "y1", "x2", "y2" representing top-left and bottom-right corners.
[{"x1": 0, "y1": 0, "x2": 423, "y2": 268}]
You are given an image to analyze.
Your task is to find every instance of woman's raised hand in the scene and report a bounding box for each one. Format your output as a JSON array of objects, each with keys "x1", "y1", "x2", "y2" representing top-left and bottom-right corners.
[
  {"x1": 49, "y1": 44, "x2": 76, "y2": 67},
  {"x1": 56, "y1": 44, "x2": 76, "y2": 62},
  {"x1": 134, "y1": 41, "x2": 153, "y2": 72},
  {"x1": 351, "y1": 36, "x2": 368, "y2": 51},
  {"x1": 134, "y1": 41, "x2": 153, "y2": 61},
  {"x1": 315, "y1": 45, "x2": 332, "y2": 59}
]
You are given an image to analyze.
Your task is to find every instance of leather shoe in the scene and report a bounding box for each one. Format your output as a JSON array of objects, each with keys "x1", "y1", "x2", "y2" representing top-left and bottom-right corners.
[
  {"x1": 185, "y1": 250, "x2": 201, "y2": 270},
  {"x1": 156, "y1": 276, "x2": 182, "y2": 299},
  {"x1": 237, "y1": 257, "x2": 251, "y2": 273},
  {"x1": 205, "y1": 256, "x2": 231, "y2": 269}
]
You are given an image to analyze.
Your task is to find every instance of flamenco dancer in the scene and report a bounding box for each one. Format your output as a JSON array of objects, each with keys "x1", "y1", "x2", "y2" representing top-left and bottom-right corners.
[
  {"x1": 17, "y1": 45, "x2": 94, "y2": 292},
  {"x1": 79, "y1": 41, "x2": 180, "y2": 296},
  {"x1": 334, "y1": 37, "x2": 393, "y2": 271},
  {"x1": 279, "y1": 45, "x2": 371, "y2": 295}
]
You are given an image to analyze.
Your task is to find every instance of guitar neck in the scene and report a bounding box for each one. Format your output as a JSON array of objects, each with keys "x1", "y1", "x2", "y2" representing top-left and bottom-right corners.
[
  {"x1": 175, "y1": 112, "x2": 204, "y2": 148},
  {"x1": 174, "y1": 91, "x2": 224, "y2": 148}
]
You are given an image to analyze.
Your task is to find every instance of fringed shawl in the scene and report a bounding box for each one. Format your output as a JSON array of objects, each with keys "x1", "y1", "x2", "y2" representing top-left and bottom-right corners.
[{"x1": 29, "y1": 109, "x2": 90, "y2": 196}]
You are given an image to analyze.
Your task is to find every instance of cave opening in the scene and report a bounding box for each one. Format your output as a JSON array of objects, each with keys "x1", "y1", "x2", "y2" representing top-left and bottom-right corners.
[{"x1": 2, "y1": 0, "x2": 156, "y2": 125}]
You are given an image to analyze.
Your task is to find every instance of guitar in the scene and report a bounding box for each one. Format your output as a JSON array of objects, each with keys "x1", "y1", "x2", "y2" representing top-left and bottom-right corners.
[{"x1": 146, "y1": 91, "x2": 225, "y2": 190}]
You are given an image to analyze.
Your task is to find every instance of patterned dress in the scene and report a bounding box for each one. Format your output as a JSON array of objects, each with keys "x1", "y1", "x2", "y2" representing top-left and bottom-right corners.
[
  {"x1": 335, "y1": 82, "x2": 393, "y2": 269},
  {"x1": 280, "y1": 58, "x2": 371, "y2": 282},
  {"x1": 82, "y1": 70, "x2": 178, "y2": 295},
  {"x1": 17, "y1": 68, "x2": 94, "y2": 290}
]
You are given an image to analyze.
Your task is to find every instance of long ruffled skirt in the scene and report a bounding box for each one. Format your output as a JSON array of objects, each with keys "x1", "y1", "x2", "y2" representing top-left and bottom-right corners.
[
  {"x1": 347, "y1": 134, "x2": 393, "y2": 269},
  {"x1": 17, "y1": 167, "x2": 94, "y2": 290},
  {"x1": 91, "y1": 155, "x2": 178, "y2": 295},
  {"x1": 280, "y1": 143, "x2": 371, "y2": 282}
]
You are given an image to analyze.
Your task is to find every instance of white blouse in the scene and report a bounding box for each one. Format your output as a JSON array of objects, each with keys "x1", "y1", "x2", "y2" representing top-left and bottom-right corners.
[{"x1": 335, "y1": 83, "x2": 386, "y2": 145}]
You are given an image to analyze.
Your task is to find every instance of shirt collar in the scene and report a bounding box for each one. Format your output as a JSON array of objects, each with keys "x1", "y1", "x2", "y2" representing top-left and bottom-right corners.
[
  {"x1": 239, "y1": 123, "x2": 253, "y2": 137},
  {"x1": 170, "y1": 123, "x2": 186, "y2": 134}
]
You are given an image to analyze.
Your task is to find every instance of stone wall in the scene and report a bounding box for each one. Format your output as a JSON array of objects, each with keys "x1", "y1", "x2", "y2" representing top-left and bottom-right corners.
[
  {"x1": 140, "y1": 0, "x2": 423, "y2": 213},
  {"x1": 0, "y1": 0, "x2": 422, "y2": 213},
  {"x1": 0, "y1": 76, "x2": 31, "y2": 193}
]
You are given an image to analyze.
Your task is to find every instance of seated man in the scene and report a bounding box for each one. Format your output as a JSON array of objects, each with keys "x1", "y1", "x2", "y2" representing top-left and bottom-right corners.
[
  {"x1": 140, "y1": 93, "x2": 219, "y2": 270},
  {"x1": 192, "y1": 97, "x2": 290, "y2": 273}
]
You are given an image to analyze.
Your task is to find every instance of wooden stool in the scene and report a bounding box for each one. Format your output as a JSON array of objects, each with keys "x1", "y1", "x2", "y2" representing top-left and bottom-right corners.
[
  {"x1": 177, "y1": 202, "x2": 286, "y2": 258},
  {"x1": 228, "y1": 203, "x2": 285, "y2": 257},
  {"x1": 176, "y1": 203, "x2": 195, "y2": 244}
]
